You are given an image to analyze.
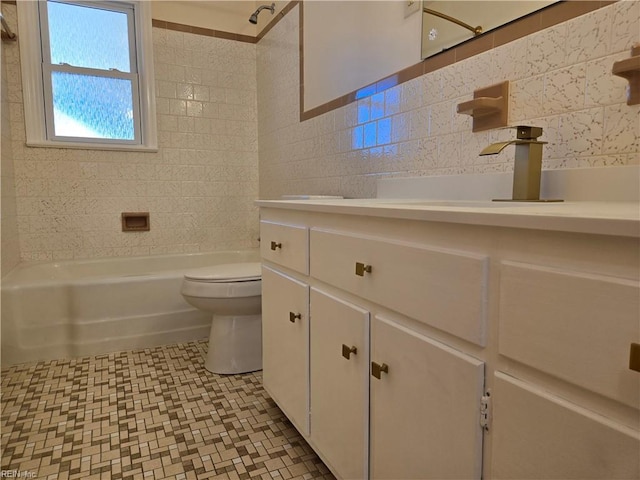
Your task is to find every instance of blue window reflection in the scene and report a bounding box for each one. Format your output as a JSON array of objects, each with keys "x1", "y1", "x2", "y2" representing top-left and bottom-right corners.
[
  {"x1": 352, "y1": 125, "x2": 364, "y2": 150},
  {"x1": 349, "y1": 82, "x2": 401, "y2": 158},
  {"x1": 357, "y1": 101, "x2": 370, "y2": 124},
  {"x1": 364, "y1": 122, "x2": 376, "y2": 148},
  {"x1": 370, "y1": 92, "x2": 384, "y2": 120},
  {"x1": 355, "y1": 84, "x2": 376, "y2": 100},
  {"x1": 377, "y1": 118, "x2": 391, "y2": 145}
]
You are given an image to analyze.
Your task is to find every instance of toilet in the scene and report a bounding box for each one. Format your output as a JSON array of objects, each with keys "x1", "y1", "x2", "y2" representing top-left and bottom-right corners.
[{"x1": 181, "y1": 262, "x2": 262, "y2": 375}]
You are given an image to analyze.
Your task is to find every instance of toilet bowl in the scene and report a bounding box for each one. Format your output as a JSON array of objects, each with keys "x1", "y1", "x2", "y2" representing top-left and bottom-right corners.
[{"x1": 181, "y1": 262, "x2": 262, "y2": 374}]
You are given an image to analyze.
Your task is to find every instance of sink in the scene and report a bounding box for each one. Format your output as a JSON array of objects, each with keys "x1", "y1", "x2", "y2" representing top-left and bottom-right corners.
[{"x1": 376, "y1": 199, "x2": 545, "y2": 208}]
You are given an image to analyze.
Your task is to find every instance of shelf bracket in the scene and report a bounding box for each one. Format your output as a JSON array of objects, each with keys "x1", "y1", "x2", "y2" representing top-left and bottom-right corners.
[
  {"x1": 457, "y1": 81, "x2": 509, "y2": 133},
  {"x1": 612, "y1": 44, "x2": 640, "y2": 106}
]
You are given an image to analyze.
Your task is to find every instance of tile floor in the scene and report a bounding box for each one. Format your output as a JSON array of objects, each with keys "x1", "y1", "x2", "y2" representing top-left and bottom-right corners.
[{"x1": 1, "y1": 341, "x2": 335, "y2": 480}]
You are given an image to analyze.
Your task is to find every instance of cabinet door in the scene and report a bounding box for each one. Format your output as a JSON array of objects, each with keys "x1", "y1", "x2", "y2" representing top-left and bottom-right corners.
[
  {"x1": 261, "y1": 266, "x2": 309, "y2": 435},
  {"x1": 491, "y1": 372, "x2": 640, "y2": 479},
  {"x1": 310, "y1": 288, "x2": 370, "y2": 480},
  {"x1": 370, "y1": 316, "x2": 485, "y2": 480}
]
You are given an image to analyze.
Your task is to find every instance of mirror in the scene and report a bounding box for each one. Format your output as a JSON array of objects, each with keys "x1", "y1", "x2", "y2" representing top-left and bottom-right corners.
[{"x1": 422, "y1": 1, "x2": 557, "y2": 59}]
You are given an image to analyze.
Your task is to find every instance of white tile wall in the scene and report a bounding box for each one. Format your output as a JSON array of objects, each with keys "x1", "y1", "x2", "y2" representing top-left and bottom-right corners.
[
  {"x1": 3, "y1": 2, "x2": 639, "y2": 263},
  {"x1": 257, "y1": 2, "x2": 640, "y2": 199},
  {"x1": 1, "y1": 4, "x2": 20, "y2": 276},
  {"x1": 3, "y1": 3, "x2": 259, "y2": 262}
]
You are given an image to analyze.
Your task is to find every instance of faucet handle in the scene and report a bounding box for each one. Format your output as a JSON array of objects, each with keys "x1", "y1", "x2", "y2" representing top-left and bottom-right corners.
[{"x1": 513, "y1": 125, "x2": 543, "y2": 140}]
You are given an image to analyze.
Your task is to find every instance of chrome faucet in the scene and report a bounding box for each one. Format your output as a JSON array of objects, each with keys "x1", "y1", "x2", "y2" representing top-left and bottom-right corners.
[{"x1": 480, "y1": 126, "x2": 561, "y2": 202}]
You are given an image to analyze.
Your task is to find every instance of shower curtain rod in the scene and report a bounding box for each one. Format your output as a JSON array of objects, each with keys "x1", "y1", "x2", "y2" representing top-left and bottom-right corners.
[
  {"x1": 423, "y1": 8, "x2": 482, "y2": 36},
  {"x1": 1, "y1": 12, "x2": 17, "y2": 41}
]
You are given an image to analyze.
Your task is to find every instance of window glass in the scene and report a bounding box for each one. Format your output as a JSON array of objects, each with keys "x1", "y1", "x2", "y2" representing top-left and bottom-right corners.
[
  {"x1": 46, "y1": 1, "x2": 131, "y2": 72},
  {"x1": 17, "y1": 0, "x2": 157, "y2": 150},
  {"x1": 50, "y1": 71, "x2": 135, "y2": 140}
]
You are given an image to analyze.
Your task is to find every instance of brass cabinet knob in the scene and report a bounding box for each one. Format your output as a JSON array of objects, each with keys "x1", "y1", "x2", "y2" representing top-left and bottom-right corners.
[
  {"x1": 270, "y1": 241, "x2": 282, "y2": 251},
  {"x1": 355, "y1": 262, "x2": 372, "y2": 276},
  {"x1": 371, "y1": 361, "x2": 389, "y2": 379},
  {"x1": 342, "y1": 344, "x2": 358, "y2": 360},
  {"x1": 289, "y1": 312, "x2": 301, "y2": 323},
  {"x1": 630, "y1": 343, "x2": 640, "y2": 373}
]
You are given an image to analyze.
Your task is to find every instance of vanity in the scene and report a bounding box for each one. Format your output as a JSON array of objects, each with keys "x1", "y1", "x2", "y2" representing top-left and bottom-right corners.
[{"x1": 256, "y1": 191, "x2": 640, "y2": 479}]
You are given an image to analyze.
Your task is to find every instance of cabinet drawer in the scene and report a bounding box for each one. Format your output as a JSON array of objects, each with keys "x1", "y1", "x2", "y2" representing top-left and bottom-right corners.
[
  {"x1": 498, "y1": 261, "x2": 640, "y2": 408},
  {"x1": 491, "y1": 372, "x2": 640, "y2": 479},
  {"x1": 310, "y1": 228, "x2": 489, "y2": 346},
  {"x1": 260, "y1": 221, "x2": 309, "y2": 274}
]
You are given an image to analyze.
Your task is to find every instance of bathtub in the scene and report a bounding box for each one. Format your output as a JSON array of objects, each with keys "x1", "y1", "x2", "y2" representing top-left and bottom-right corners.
[{"x1": 1, "y1": 250, "x2": 260, "y2": 367}]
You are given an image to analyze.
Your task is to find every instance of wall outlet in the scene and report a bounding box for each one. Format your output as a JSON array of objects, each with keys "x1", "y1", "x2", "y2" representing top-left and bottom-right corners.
[{"x1": 405, "y1": 0, "x2": 420, "y2": 18}]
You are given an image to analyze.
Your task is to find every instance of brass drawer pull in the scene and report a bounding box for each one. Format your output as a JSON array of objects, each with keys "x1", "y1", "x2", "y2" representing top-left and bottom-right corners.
[
  {"x1": 630, "y1": 343, "x2": 640, "y2": 373},
  {"x1": 342, "y1": 344, "x2": 358, "y2": 360},
  {"x1": 270, "y1": 241, "x2": 282, "y2": 251},
  {"x1": 371, "y1": 361, "x2": 389, "y2": 379},
  {"x1": 355, "y1": 262, "x2": 372, "y2": 276},
  {"x1": 289, "y1": 312, "x2": 301, "y2": 323}
]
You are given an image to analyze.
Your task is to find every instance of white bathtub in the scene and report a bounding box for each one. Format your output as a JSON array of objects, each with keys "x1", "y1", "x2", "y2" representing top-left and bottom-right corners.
[{"x1": 1, "y1": 250, "x2": 260, "y2": 366}]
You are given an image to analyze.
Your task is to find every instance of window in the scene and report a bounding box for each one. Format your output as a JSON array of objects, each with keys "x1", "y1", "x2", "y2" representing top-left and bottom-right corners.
[{"x1": 17, "y1": 0, "x2": 157, "y2": 150}]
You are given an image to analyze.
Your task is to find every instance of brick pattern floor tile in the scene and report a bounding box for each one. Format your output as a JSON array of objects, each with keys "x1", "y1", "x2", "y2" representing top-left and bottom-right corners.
[{"x1": 1, "y1": 341, "x2": 335, "y2": 480}]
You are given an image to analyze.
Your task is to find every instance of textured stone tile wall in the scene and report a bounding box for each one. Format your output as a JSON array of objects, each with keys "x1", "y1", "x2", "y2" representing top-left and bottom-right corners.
[
  {"x1": 1, "y1": 5, "x2": 20, "y2": 275},
  {"x1": 3, "y1": 2, "x2": 639, "y2": 260},
  {"x1": 257, "y1": 2, "x2": 640, "y2": 199},
  {"x1": 4, "y1": 3, "x2": 259, "y2": 261}
]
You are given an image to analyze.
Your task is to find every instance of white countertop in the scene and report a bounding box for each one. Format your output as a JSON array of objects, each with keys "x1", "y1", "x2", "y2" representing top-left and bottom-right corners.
[{"x1": 255, "y1": 198, "x2": 640, "y2": 238}]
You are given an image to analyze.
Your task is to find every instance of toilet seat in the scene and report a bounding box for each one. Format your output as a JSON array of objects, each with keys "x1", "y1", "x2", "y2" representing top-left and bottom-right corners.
[
  {"x1": 182, "y1": 262, "x2": 262, "y2": 299},
  {"x1": 184, "y1": 262, "x2": 261, "y2": 283}
]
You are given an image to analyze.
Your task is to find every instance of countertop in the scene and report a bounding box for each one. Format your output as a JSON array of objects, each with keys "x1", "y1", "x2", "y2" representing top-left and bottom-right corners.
[{"x1": 255, "y1": 199, "x2": 640, "y2": 238}]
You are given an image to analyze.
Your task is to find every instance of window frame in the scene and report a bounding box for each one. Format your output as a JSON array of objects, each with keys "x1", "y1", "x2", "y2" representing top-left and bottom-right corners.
[{"x1": 17, "y1": 0, "x2": 157, "y2": 151}]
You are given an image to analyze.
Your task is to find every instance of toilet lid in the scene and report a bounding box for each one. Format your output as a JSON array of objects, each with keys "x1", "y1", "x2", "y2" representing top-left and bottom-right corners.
[{"x1": 184, "y1": 262, "x2": 261, "y2": 282}]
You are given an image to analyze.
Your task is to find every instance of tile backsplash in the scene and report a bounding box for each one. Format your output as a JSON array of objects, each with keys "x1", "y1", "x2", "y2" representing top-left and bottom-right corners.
[
  {"x1": 2, "y1": 3, "x2": 259, "y2": 262},
  {"x1": 1, "y1": 26, "x2": 20, "y2": 275},
  {"x1": 2, "y1": 1, "x2": 639, "y2": 264},
  {"x1": 257, "y1": 2, "x2": 639, "y2": 199}
]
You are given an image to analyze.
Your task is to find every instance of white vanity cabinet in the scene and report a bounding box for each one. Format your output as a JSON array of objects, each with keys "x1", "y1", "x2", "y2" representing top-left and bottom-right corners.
[
  {"x1": 308, "y1": 287, "x2": 486, "y2": 480},
  {"x1": 258, "y1": 202, "x2": 640, "y2": 480},
  {"x1": 308, "y1": 227, "x2": 487, "y2": 479},
  {"x1": 260, "y1": 212, "x2": 489, "y2": 479}
]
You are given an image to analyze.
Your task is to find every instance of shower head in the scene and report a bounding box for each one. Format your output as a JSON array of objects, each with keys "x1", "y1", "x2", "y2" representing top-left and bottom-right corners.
[{"x1": 249, "y1": 3, "x2": 275, "y2": 24}]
